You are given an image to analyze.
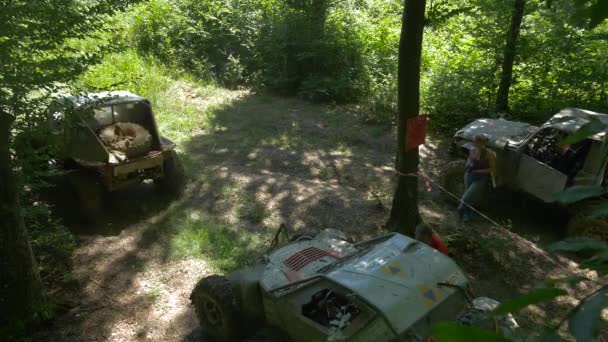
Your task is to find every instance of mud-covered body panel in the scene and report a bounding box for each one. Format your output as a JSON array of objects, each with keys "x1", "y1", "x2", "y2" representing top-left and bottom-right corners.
[
  {"x1": 260, "y1": 234, "x2": 469, "y2": 338},
  {"x1": 453, "y1": 118, "x2": 535, "y2": 149}
]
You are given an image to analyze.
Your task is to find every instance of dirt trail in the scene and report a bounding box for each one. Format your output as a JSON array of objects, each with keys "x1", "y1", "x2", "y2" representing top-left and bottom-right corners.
[{"x1": 38, "y1": 91, "x2": 605, "y2": 341}]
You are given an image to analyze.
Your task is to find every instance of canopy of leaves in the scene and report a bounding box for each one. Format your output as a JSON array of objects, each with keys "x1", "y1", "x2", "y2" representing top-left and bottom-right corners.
[{"x1": 0, "y1": 0, "x2": 134, "y2": 116}]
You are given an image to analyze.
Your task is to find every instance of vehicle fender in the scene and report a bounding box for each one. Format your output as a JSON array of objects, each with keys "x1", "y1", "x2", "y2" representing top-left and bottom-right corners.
[{"x1": 230, "y1": 264, "x2": 266, "y2": 322}]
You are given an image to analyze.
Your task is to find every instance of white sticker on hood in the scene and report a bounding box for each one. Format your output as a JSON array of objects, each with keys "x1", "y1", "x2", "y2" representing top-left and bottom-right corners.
[{"x1": 354, "y1": 246, "x2": 399, "y2": 271}]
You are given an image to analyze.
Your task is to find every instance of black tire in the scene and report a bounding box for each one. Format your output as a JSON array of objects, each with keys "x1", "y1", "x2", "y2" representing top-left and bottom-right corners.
[
  {"x1": 99, "y1": 122, "x2": 152, "y2": 158},
  {"x1": 190, "y1": 275, "x2": 243, "y2": 342},
  {"x1": 567, "y1": 203, "x2": 608, "y2": 241},
  {"x1": 155, "y1": 152, "x2": 186, "y2": 196},
  {"x1": 439, "y1": 160, "x2": 467, "y2": 204},
  {"x1": 67, "y1": 171, "x2": 104, "y2": 221}
]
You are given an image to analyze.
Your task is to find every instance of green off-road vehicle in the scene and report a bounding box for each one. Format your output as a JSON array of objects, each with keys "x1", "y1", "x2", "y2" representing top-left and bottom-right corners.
[
  {"x1": 51, "y1": 91, "x2": 185, "y2": 220},
  {"x1": 442, "y1": 108, "x2": 608, "y2": 240},
  {"x1": 190, "y1": 229, "x2": 517, "y2": 341}
]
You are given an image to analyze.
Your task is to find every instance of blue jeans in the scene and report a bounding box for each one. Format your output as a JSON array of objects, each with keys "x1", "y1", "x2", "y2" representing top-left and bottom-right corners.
[{"x1": 458, "y1": 172, "x2": 486, "y2": 220}]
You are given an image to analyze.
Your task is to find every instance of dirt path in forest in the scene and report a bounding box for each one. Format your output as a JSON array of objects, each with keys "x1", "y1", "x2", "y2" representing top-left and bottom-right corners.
[{"x1": 38, "y1": 90, "x2": 606, "y2": 341}]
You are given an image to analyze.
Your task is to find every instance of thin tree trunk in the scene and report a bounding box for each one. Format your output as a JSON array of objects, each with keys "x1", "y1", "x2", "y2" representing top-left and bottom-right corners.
[
  {"x1": 495, "y1": 0, "x2": 526, "y2": 114},
  {"x1": 310, "y1": 0, "x2": 329, "y2": 75},
  {"x1": 0, "y1": 111, "x2": 47, "y2": 328},
  {"x1": 387, "y1": 0, "x2": 426, "y2": 236}
]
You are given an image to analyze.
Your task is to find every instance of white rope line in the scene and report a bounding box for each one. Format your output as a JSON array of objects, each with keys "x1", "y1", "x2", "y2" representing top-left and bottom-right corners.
[
  {"x1": 391, "y1": 168, "x2": 590, "y2": 276},
  {"x1": 391, "y1": 169, "x2": 508, "y2": 229}
]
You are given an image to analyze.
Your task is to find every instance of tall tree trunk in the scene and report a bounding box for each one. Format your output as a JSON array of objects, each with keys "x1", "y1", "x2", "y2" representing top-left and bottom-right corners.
[
  {"x1": 0, "y1": 111, "x2": 47, "y2": 329},
  {"x1": 310, "y1": 0, "x2": 329, "y2": 75},
  {"x1": 495, "y1": 0, "x2": 526, "y2": 114},
  {"x1": 387, "y1": 0, "x2": 426, "y2": 236},
  {"x1": 285, "y1": 0, "x2": 330, "y2": 93}
]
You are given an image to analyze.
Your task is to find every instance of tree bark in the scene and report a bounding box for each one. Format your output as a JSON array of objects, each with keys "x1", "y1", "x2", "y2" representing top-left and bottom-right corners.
[
  {"x1": 495, "y1": 0, "x2": 526, "y2": 114},
  {"x1": 387, "y1": 0, "x2": 426, "y2": 236},
  {"x1": 0, "y1": 111, "x2": 47, "y2": 328}
]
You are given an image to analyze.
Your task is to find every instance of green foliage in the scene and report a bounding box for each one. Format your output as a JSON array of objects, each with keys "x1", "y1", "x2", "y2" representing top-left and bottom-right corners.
[
  {"x1": 422, "y1": 0, "x2": 608, "y2": 131},
  {"x1": 0, "y1": 0, "x2": 134, "y2": 114},
  {"x1": 77, "y1": 49, "x2": 240, "y2": 144},
  {"x1": 493, "y1": 288, "x2": 567, "y2": 315},
  {"x1": 532, "y1": 329, "x2": 562, "y2": 342},
  {"x1": 114, "y1": 0, "x2": 401, "y2": 106},
  {"x1": 432, "y1": 322, "x2": 510, "y2": 342},
  {"x1": 549, "y1": 0, "x2": 608, "y2": 29},
  {"x1": 106, "y1": 0, "x2": 608, "y2": 129},
  {"x1": 554, "y1": 185, "x2": 605, "y2": 204},
  {"x1": 568, "y1": 288, "x2": 608, "y2": 342},
  {"x1": 550, "y1": 238, "x2": 608, "y2": 274}
]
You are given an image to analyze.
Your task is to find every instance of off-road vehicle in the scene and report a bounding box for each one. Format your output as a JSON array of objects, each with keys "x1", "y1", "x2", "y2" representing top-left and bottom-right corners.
[
  {"x1": 190, "y1": 229, "x2": 517, "y2": 341},
  {"x1": 51, "y1": 91, "x2": 185, "y2": 220},
  {"x1": 442, "y1": 108, "x2": 608, "y2": 239}
]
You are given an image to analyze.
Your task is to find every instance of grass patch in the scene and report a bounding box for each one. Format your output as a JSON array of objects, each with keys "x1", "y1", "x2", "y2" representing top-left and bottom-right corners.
[
  {"x1": 219, "y1": 182, "x2": 268, "y2": 224},
  {"x1": 76, "y1": 49, "x2": 243, "y2": 146},
  {"x1": 169, "y1": 210, "x2": 270, "y2": 272}
]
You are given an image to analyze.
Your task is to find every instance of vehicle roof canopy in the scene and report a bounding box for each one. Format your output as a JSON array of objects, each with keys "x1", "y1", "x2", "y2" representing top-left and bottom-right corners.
[
  {"x1": 545, "y1": 108, "x2": 608, "y2": 140},
  {"x1": 56, "y1": 91, "x2": 148, "y2": 108}
]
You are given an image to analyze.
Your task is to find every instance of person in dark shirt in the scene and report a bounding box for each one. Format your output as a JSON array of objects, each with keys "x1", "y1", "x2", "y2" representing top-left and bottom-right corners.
[{"x1": 415, "y1": 224, "x2": 449, "y2": 256}]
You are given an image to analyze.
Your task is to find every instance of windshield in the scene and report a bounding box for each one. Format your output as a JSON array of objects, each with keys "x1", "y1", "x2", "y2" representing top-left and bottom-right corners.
[
  {"x1": 83, "y1": 101, "x2": 152, "y2": 131},
  {"x1": 317, "y1": 243, "x2": 376, "y2": 274}
]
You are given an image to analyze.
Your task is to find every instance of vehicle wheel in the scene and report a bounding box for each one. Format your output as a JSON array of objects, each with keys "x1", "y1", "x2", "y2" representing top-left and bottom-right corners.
[
  {"x1": 99, "y1": 122, "x2": 152, "y2": 158},
  {"x1": 457, "y1": 297, "x2": 518, "y2": 337},
  {"x1": 68, "y1": 171, "x2": 104, "y2": 221},
  {"x1": 566, "y1": 204, "x2": 608, "y2": 241},
  {"x1": 439, "y1": 160, "x2": 467, "y2": 204},
  {"x1": 190, "y1": 275, "x2": 243, "y2": 342},
  {"x1": 155, "y1": 152, "x2": 185, "y2": 197}
]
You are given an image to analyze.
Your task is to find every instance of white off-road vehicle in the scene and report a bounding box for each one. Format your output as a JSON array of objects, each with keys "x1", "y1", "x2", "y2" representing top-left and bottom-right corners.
[
  {"x1": 190, "y1": 229, "x2": 517, "y2": 341},
  {"x1": 443, "y1": 108, "x2": 608, "y2": 239}
]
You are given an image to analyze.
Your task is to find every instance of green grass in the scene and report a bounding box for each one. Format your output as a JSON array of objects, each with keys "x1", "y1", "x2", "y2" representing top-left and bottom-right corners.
[
  {"x1": 169, "y1": 210, "x2": 271, "y2": 272},
  {"x1": 77, "y1": 49, "x2": 241, "y2": 146},
  {"x1": 76, "y1": 51, "x2": 271, "y2": 272},
  {"x1": 73, "y1": 49, "x2": 385, "y2": 274}
]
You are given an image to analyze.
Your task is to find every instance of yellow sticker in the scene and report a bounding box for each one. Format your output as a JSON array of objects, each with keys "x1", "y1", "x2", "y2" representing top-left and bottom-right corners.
[
  {"x1": 419, "y1": 284, "x2": 442, "y2": 307},
  {"x1": 381, "y1": 260, "x2": 406, "y2": 278}
]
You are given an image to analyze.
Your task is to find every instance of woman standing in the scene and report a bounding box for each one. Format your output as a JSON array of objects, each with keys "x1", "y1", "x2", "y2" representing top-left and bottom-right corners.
[{"x1": 458, "y1": 134, "x2": 496, "y2": 222}]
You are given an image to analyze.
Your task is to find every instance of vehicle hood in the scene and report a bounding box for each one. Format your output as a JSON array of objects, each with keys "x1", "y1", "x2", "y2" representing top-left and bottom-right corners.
[
  {"x1": 260, "y1": 234, "x2": 469, "y2": 334},
  {"x1": 325, "y1": 235, "x2": 469, "y2": 334},
  {"x1": 454, "y1": 118, "x2": 536, "y2": 148}
]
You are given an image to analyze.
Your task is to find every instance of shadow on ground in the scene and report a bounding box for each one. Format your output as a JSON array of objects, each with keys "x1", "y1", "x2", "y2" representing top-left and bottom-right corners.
[
  {"x1": 38, "y1": 91, "x2": 606, "y2": 341},
  {"x1": 38, "y1": 92, "x2": 400, "y2": 341}
]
